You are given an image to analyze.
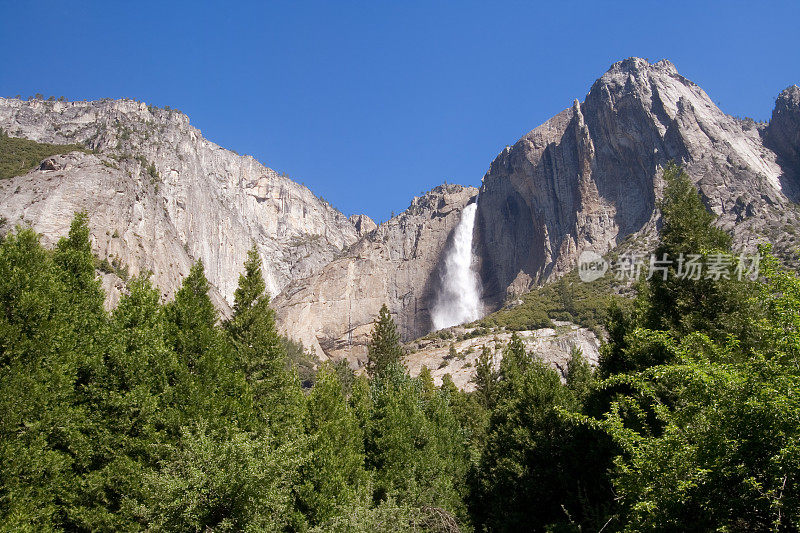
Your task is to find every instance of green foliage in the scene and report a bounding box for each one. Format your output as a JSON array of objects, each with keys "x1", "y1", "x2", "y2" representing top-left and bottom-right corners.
[
  {"x1": 225, "y1": 245, "x2": 304, "y2": 436},
  {"x1": 471, "y1": 342, "x2": 614, "y2": 532},
  {"x1": 164, "y1": 260, "x2": 218, "y2": 368},
  {"x1": 0, "y1": 127, "x2": 89, "y2": 180},
  {"x1": 581, "y1": 166, "x2": 800, "y2": 529},
  {"x1": 565, "y1": 345, "x2": 593, "y2": 402},
  {"x1": 597, "y1": 331, "x2": 800, "y2": 530},
  {"x1": 601, "y1": 163, "x2": 757, "y2": 376},
  {"x1": 641, "y1": 161, "x2": 754, "y2": 343},
  {"x1": 233, "y1": 246, "x2": 266, "y2": 315},
  {"x1": 308, "y1": 494, "x2": 442, "y2": 533},
  {"x1": 3, "y1": 178, "x2": 798, "y2": 531},
  {"x1": 363, "y1": 364, "x2": 470, "y2": 525},
  {"x1": 479, "y1": 268, "x2": 627, "y2": 334},
  {"x1": 367, "y1": 304, "x2": 403, "y2": 377},
  {"x1": 474, "y1": 345, "x2": 498, "y2": 409},
  {"x1": 0, "y1": 226, "x2": 88, "y2": 530},
  {"x1": 299, "y1": 365, "x2": 368, "y2": 525},
  {"x1": 282, "y1": 334, "x2": 319, "y2": 388},
  {"x1": 140, "y1": 421, "x2": 300, "y2": 532}
]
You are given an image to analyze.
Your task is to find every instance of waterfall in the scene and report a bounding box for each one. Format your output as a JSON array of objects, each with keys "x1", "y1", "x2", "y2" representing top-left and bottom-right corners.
[{"x1": 431, "y1": 201, "x2": 482, "y2": 330}]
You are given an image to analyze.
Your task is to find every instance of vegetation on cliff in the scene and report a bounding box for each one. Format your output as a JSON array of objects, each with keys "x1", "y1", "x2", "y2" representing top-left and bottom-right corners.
[{"x1": 0, "y1": 127, "x2": 89, "y2": 180}]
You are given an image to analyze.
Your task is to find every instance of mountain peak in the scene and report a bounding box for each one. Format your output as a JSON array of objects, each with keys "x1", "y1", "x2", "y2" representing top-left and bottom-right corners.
[
  {"x1": 604, "y1": 57, "x2": 678, "y2": 77},
  {"x1": 777, "y1": 84, "x2": 800, "y2": 106}
]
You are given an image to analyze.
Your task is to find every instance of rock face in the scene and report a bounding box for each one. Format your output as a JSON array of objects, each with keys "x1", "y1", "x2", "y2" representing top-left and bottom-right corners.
[
  {"x1": 273, "y1": 184, "x2": 478, "y2": 361},
  {"x1": 765, "y1": 85, "x2": 800, "y2": 188},
  {"x1": 1, "y1": 59, "x2": 798, "y2": 363},
  {"x1": 0, "y1": 98, "x2": 359, "y2": 308},
  {"x1": 404, "y1": 323, "x2": 601, "y2": 391},
  {"x1": 476, "y1": 58, "x2": 800, "y2": 304},
  {"x1": 348, "y1": 214, "x2": 377, "y2": 238}
]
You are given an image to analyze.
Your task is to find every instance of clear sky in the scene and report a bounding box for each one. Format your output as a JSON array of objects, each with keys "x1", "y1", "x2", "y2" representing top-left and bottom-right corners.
[{"x1": 1, "y1": 1, "x2": 798, "y2": 222}]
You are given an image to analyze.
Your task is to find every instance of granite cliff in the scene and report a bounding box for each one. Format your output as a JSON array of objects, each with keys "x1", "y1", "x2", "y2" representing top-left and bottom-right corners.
[
  {"x1": 0, "y1": 98, "x2": 360, "y2": 310},
  {"x1": 476, "y1": 58, "x2": 800, "y2": 305},
  {"x1": 273, "y1": 184, "x2": 478, "y2": 360},
  {"x1": 1, "y1": 58, "x2": 799, "y2": 365}
]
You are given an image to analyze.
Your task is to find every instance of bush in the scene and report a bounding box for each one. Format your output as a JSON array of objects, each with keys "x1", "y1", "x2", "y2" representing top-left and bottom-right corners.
[{"x1": 479, "y1": 267, "x2": 629, "y2": 334}]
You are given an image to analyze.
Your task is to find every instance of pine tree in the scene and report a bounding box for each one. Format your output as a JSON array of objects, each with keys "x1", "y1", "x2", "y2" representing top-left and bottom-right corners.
[
  {"x1": 601, "y1": 163, "x2": 755, "y2": 375},
  {"x1": 298, "y1": 364, "x2": 368, "y2": 525},
  {"x1": 165, "y1": 261, "x2": 252, "y2": 430},
  {"x1": 448, "y1": 343, "x2": 458, "y2": 360},
  {"x1": 165, "y1": 260, "x2": 218, "y2": 367},
  {"x1": 365, "y1": 365, "x2": 469, "y2": 522},
  {"x1": 54, "y1": 212, "x2": 104, "y2": 310},
  {"x1": 78, "y1": 275, "x2": 179, "y2": 529},
  {"x1": 233, "y1": 245, "x2": 266, "y2": 316},
  {"x1": 474, "y1": 345, "x2": 498, "y2": 409},
  {"x1": 367, "y1": 304, "x2": 402, "y2": 377},
  {"x1": 53, "y1": 212, "x2": 108, "y2": 376},
  {"x1": 0, "y1": 227, "x2": 81, "y2": 529},
  {"x1": 226, "y1": 245, "x2": 303, "y2": 433},
  {"x1": 565, "y1": 345, "x2": 593, "y2": 402},
  {"x1": 644, "y1": 162, "x2": 747, "y2": 340},
  {"x1": 500, "y1": 332, "x2": 528, "y2": 380},
  {"x1": 473, "y1": 351, "x2": 608, "y2": 530}
]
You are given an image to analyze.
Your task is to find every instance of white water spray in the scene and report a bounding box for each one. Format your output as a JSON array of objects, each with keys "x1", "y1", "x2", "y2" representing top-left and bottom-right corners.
[{"x1": 432, "y1": 201, "x2": 482, "y2": 330}]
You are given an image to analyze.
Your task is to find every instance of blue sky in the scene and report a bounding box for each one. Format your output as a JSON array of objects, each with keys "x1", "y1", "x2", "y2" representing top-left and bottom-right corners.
[{"x1": 1, "y1": 1, "x2": 798, "y2": 222}]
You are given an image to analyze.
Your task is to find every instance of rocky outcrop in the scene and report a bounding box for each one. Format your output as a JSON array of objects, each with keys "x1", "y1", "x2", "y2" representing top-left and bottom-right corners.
[
  {"x1": 477, "y1": 58, "x2": 800, "y2": 304},
  {"x1": 349, "y1": 214, "x2": 377, "y2": 238},
  {"x1": 404, "y1": 323, "x2": 601, "y2": 391},
  {"x1": 0, "y1": 98, "x2": 359, "y2": 307},
  {"x1": 273, "y1": 184, "x2": 478, "y2": 361},
  {"x1": 764, "y1": 85, "x2": 800, "y2": 194}
]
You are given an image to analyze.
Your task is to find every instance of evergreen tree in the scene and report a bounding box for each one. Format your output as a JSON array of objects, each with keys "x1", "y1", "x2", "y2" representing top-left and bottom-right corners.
[
  {"x1": 77, "y1": 275, "x2": 179, "y2": 529},
  {"x1": 233, "y1": 244, "x2": 266, "y2": 315},
  {"x1": 365, "y1": 364, "x2": 469, "y2": 524},
  {"x1": 142, "y1": 421, "x2": 299, "y2": 531},
  {"x1": 474, "y1": 345, "x2": 498, "y2": 410},
  {"x1": 53, "y1": 211, "x2": 108, "y2": 381},
  {"x1": 601, "y1": 163, "x2": 755, "y2": 375},
  {"x1": 418, "y1": 365, "x2": 435, "y2": 395},
  {"x1": 164, "y1": 260, "x2": 218, "y2": 367},
  {"x1": 166, "y1": 261, "x2": 253, "y2": 431},
  {"x1": 226, "y1": 245, "x2": 303, "y2": 434},
  {"x1": 54, "y1": 212, "x2": 104, "y2": 312},
  {"x1": 565, "y1": 345, "x2": 593, "y2": 402},
  {"x1": 473, "y1": 347, "x2": 614, "y2": 531},
  {"x1": 0, "y1": 227, "x2": 85, "y2": 530},
  {"x1": 448, "y1": 343, "x2": 457, "y2": 360},
  {"x1": 499, "y1": 331, "x2": 528, "y2": 380},
  {"x1": 367, "y1": 304, "x2": 403, "y2": 377},
  {"x1": 644, "y1": 162, "x2": 750, "y2": 343},
  {"x1": 298, "y1": 364, "x2": 368, "y2": 525}
]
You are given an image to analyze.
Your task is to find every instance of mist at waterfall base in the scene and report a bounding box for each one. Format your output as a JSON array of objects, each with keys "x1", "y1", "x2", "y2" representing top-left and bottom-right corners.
[{"x1": 431, "y1": 202, "x2": 482, "y2": 330}]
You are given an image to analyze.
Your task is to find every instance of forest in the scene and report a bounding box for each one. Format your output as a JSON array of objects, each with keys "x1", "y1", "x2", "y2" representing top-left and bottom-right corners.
[{"x1": 1, "y1": 164, "x2": 799, "y2": 531}]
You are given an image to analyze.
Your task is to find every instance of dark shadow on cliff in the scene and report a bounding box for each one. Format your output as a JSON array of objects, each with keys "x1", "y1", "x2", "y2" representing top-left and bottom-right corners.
[{"x1": 418, "y1": 195, "x2": 480, "y2": 336}]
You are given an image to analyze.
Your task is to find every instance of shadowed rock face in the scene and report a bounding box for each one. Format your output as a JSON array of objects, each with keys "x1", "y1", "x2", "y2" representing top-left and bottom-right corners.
[
  {"x1": 477, "y1": 58, "x2": 800, "y2": 304},
  {"x1": 764, "y1": 85, "x2": 800, "y2": 197}
]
